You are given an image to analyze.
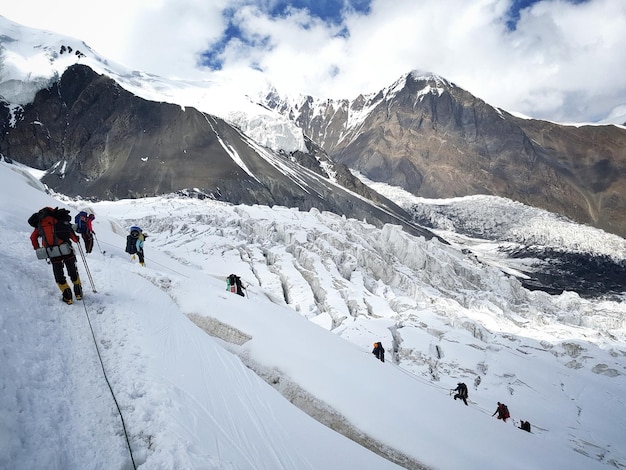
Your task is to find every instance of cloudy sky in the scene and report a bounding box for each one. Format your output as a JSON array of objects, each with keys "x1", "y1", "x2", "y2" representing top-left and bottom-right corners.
[{"x1": 3, "y1": 0, "x2": 625, "y2": 123}]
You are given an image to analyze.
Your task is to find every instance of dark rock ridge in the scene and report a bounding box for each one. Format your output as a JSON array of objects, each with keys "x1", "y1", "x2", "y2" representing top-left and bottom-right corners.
[
  {"x1": 0, "y1": 64, "x2": 434, "y2": 240},
  {"x1": 507, "y1": 247, "x2": 626, "y2": 299},
  {"x1": 266, "y1": 72, "x2": 626, "y2": 239}
]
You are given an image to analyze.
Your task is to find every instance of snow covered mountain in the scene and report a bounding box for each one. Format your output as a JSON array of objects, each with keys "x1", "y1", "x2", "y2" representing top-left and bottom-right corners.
[
  {"x1": 263, "y1": 71, "x2": 626, "y2": 240},
  {"x1": 3, "y1": 15, "x2": 626, "y2": 241},
  {"x1": 1, "y1": 16, "x2": 624, "y2": 300},
  {"x1": 1, "y1": 156, "x2": 625, "y2": 469},
  {"x1": 0, "y1": 16, "x2": 435, "y2": 241},
  {"x1": 1, "y1": 16, "x2": 626, "y2": 468},
  {"x1": 0, "y1": 16, "x2": 303, "y2": 153}
]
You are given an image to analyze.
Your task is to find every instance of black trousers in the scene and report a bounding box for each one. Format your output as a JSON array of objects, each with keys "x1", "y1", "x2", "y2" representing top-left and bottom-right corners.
[
  {"x1": 81, "y1": 232, "x2": 94, "y2": 253},
  {"x1": 454, "y1": 394, "x2": 468, "y2": 405},
  {"x1": 51, "y1": 254, "x2": 79, "y2": 285}
]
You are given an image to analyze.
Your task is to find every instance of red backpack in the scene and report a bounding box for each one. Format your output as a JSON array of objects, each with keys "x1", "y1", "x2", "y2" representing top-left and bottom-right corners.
[{"x1": 28, "y1": 207, "x2": 73, "y2": 247}]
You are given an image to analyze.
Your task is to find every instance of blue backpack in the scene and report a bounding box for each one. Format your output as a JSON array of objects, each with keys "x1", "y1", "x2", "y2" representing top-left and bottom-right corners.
[
  {"x1": 125, "y1": 226, "x2": 142, "y2": 254},
  {"x1": 74, "y1": 211, "x2": 88, "y2": 234}
]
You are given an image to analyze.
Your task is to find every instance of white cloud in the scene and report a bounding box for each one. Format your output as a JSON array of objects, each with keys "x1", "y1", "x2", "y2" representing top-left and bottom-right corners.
[{"x1": 2, "y1": 0, "x2": 625, "y2": 122}]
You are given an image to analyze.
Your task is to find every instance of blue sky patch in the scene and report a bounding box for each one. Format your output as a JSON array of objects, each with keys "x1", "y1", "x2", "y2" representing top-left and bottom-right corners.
[
  {"x1": 505, "y1": 0, "x2": 590, "y2": 30},
  {"x1": 268, "y1": 0, "x2": 371, "y2": 24},
  {"x1": 200, "y1": 1, "x2": 370, "y2": 70}
]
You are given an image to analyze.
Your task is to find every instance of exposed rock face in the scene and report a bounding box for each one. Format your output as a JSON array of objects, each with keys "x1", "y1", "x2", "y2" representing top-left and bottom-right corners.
[
  {"x1": 269, "y1": 72, "x2": 626, "y2": 238},
  {"x1": 0, "y1": 65, "x2": 435, "y2": 240},
  {"x1": 2, "y1": 65, "x2": 266, "y2": 201},
  {"x1": 510, "y1": 117, "x2": 626, "y2": 236}
]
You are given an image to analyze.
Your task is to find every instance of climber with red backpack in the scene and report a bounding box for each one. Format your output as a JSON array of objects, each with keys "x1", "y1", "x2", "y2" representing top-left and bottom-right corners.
[
  {"x1": 492, "y1": 402, "x2": 510, "y2": 422},
  {"x1": 29, "y1": 207, "x2": 83, "y2": 304}
]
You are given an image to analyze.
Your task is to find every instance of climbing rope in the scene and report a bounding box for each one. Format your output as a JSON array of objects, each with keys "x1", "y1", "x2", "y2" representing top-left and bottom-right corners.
[
  {"x1": 97, "y1": 239, "x2": 190, "y2": 278},
  {"x1": 79, "y1": 296, "x2": 137, "y2": 469}
]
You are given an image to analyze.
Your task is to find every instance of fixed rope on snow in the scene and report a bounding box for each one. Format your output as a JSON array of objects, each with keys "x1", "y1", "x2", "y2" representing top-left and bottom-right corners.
[{"x1": 79, "y1": 297, "x2": 137, "y2": 470}]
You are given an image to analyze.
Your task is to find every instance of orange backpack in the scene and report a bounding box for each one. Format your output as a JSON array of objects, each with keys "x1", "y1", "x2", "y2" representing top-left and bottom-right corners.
[{"x1": 29, "y1": 207, "x2": 72, "y2": 247}]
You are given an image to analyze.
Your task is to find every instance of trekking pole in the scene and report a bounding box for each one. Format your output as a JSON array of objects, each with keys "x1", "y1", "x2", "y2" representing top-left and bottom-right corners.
[
  {"x1": 93, "y1": 233, "x2": 106, "y2": 255},
  {"x1": 77, "y1": 242, "x2": 98, "y2": 293}
]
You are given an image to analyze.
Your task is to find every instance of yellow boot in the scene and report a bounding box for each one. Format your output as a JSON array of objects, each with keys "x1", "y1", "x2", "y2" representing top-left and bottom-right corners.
[
  {"x1": 57, "y1": 282, "x2": 73, "y2": 304},
  {"x1": 73, "y1": 279, "x2": 83, "y2": 300}
]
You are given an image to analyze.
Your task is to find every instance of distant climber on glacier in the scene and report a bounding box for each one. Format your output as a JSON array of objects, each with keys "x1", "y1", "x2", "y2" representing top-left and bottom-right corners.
[
  {"x1": 452, "y1": 382, "x2": 469, "y2": 405},
  {"x1": 372, "y1": 342, "x2": 385, "y2": 362},
  {"x1": 74, "y1": 210, "x2": 95, "y2": 254},
  {"x1": 125, "y1": 226, "x2": 147, "y2": 266},
  {"x1": 492, "y1": 402, "x2": 510, "y2": 422},
  {"x1": 226, "y1": 274, "x2": 246, "y2": 296}
]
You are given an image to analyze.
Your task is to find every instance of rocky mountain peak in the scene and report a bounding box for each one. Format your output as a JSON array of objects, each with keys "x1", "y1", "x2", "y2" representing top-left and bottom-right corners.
[
  {"x1": 2, "y1": 15, "x2": 626, "y2": 238},
  {"x1": 264, "y1": 71, "x2": 626, "y2": 238}
]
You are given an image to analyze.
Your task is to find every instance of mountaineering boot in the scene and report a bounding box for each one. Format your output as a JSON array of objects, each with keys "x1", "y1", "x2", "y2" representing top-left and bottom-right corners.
[
  {"x1": 58, "y1": 282, "x2": 73, "y2": 305},
  {"x1": 62, "y1": 288, "x2": 73, "y2": 304},
  {"x1": 73, "y1": 280, "x2": 83, "y2": 301}
]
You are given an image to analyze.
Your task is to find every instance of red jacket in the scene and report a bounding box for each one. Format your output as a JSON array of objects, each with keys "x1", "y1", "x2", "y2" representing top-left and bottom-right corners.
[
  {"x1": 30, "y1": 223, "x2": 78, "y2": 249},
  {"x1": 77, "y1": 213, "x2": 95, "y2": 233}
]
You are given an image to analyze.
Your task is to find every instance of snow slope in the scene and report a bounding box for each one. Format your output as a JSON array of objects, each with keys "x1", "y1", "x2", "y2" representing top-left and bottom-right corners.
[
  {"x1": 1, "y1": 159, "x2": 625, "y2": 469},
  {"x1": 0, "y1": 161, "x2": 401, "y2": 469}
]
